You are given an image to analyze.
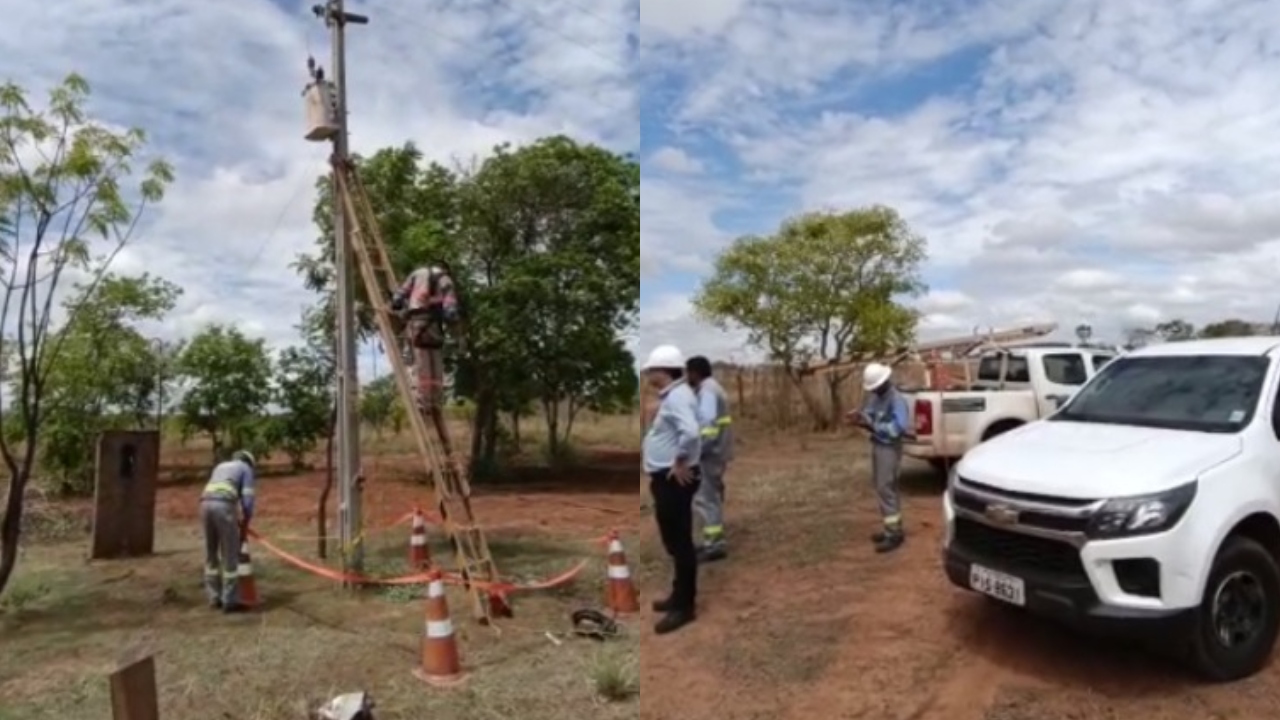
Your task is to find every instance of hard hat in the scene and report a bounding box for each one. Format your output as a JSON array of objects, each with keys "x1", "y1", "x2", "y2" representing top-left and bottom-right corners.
[
  {"x1": 233, "y1": 450, "x2": 256, "y2": 468},
  {"x1": 642, "y1": 344, "x2": 685, "y2": 371},
  {"x1": 863, "y1": 363, "x2": 892, "y2": 392}
]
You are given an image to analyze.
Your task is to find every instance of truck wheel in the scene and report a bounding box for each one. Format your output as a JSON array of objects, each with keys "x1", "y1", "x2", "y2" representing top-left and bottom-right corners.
[
  {"x1": 1183, "y1": 536, "x2": 1280, "y2": 682},
  {"x1": 981, "y1": 420, "x2": 1023, "y2": 442}
]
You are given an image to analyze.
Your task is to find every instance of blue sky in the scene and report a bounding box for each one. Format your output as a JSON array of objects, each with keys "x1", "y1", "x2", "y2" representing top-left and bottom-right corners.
[
  {"x1": 2, "y1": 0, "x2": 637, "y2": 381},
  {"x1": 7, "y1": 0, "x2": 1280, "y2": 373},
  {"x1": 638, "y1": 0, "x2": 1280, "y2": 362}
]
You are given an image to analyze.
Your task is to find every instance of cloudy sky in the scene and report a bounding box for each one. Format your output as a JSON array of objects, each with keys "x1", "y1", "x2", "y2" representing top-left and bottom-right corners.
[
  {"x1": 2, "y1": 0, "x2": 637, "y2": 377},
  {"x1": 639, "y1": 0, "x2": 1280, "y2": 363}
]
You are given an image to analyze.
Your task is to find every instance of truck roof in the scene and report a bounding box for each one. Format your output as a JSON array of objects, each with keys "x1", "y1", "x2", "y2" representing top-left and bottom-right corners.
[{"x1": 1127, "y1": 336, "x2": 1280, "y2": 358}]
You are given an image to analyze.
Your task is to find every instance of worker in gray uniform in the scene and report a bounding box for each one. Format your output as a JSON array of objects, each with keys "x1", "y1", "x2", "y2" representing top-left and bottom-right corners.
[
  {"x1": 852, "y1": 363, "x2": 909, "y2": 553},
  {"x1": 199, "y1": 450, "x2": 257, "y2": 612},
  {"x1": 390, "y1": 261, "x2": 462, "y2": 457},
  {"x1": 686, "y1": 355, "x2": 734, "y2": 563}
]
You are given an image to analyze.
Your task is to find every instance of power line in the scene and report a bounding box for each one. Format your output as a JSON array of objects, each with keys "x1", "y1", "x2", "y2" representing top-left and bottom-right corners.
[
  {"x1": 408, "y1": 11, "x2": 636, "y2": 118},
  {"x1": 488, "y1": 0, "x2": 634, "y2": 71}
]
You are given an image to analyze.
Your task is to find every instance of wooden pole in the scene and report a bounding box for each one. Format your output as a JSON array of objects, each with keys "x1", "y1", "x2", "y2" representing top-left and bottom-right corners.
[{"x1": 109, "y1": 654, "x2": 159, "y2": 720}]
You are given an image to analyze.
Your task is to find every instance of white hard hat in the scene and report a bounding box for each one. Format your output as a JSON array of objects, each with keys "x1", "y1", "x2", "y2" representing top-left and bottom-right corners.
[
  {"x1": 642, "y1": 344, "x2": 685, "y2": 371},
  {"x1": 863, "y1": 363, "x2": 892, "y2": 392}
]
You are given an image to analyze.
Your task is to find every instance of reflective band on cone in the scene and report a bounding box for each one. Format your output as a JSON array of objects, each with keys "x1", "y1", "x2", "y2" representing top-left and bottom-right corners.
[
  {"x1": 237, "y1": 541, "x2": 260, "y2": 608},
  {"x1": 604, "y1": 531, "x2": 639, "y2": 615},
  {"x1": 413, "y1": 570, "x2": 466, "y2": 688},
  {"x1": 408, "y1": 508, "x2": 431, "y2": 570}
]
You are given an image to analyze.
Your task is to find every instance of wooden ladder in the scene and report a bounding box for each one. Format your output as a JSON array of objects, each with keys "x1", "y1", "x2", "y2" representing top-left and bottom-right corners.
[{"x1": 331, "y1": 155, "x2": 503, "y2": 623}]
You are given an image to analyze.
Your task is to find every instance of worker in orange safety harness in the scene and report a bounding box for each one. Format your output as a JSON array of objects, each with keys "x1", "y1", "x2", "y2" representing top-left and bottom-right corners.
[{"x1": 390, "y1": 261, "x2": 462, "y2": 457}]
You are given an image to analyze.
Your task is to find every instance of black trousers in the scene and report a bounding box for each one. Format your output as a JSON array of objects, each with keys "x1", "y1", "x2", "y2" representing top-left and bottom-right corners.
[{"x1": 649, "y1": 466, "x2": 702, "y2": 611}]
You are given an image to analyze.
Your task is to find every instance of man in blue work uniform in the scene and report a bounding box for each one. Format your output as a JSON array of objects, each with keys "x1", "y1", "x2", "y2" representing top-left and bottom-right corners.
[
  {"x1": 199, "y1": 450, "x2": 257, "y2": 612},
  {"x1": 686, "y1": 355, "x2": 734, "y2": 563},
  {"x1": 642, "y1": 344, "x2": 703, "y2": 635},
  {"x1": 855, "y1": 363, "x2": 909, "y2": 553}
]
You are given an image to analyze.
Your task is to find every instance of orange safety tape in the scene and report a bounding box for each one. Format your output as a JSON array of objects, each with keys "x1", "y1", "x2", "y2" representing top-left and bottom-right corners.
[{"x1": 245, "y1": 528, "x2": 589, "y2": 595}]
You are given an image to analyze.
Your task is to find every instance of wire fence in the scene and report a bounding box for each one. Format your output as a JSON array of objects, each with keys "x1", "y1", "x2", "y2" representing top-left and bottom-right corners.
[{"x1": 642, "y1": 359, "x2": 981, "y2": 432}]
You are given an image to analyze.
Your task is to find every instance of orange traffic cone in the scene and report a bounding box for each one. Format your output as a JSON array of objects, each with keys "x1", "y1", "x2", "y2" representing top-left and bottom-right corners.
[
  {"x1": 412, "y1": 570, "x2": 466, "y2": 687},
  {"x1": 605, "y1": 531, "x2": 639, "y2": 615},
  {"x1": 237, "y1": 541, "x2": 260, "y2": 608},
  {"x1": 409, "y1": 508, "x2": 431, "y2": 569}
]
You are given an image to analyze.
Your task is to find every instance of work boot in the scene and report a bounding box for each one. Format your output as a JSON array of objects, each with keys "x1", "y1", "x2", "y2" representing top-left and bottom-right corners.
[
  {"x1": 652, "y1": 596, "x2": 674, "y2": 613},
  {"x1": 654, "y1": 609, "x2": 696, "y2": 635},
  {"x1": 874, "y1": 531, "x2": 905, "y2": 554},
  {"x1": 697, "y1": 545, "x2": 728, "y2": 564},
  {"x1": 222, "y1": 601, "x2": 250, "y2": 614}
]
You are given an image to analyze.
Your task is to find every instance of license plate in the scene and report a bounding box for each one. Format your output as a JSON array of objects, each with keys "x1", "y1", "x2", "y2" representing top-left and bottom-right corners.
[{"x1": 969, "y1": 564, "x2": 1026, "y2": 606}]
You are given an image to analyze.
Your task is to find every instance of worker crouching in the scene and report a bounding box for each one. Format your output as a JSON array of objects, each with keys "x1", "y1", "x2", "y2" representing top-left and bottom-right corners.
[{"x1": 199, "y1": 449, "x2": 257, "y2": 613}]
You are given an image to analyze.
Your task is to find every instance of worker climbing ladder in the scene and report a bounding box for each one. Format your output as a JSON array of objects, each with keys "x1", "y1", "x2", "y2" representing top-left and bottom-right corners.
[{"x1": 331, "y1": 155, "x2": 506, "y2": 624}]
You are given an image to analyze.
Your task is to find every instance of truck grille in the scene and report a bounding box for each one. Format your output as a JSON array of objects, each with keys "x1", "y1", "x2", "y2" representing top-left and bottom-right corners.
[
  {"x1": 953, "y1": 518, "x2": 1086, "y2": 579},
  {"x1": 951, "y1": 491, "x2": 1090, "y2": 533}
]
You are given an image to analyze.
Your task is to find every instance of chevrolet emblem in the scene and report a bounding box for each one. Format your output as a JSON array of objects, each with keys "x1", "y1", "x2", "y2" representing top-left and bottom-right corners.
[{"x1": 984, "y1": 503, "x2": 1019, "y2": 526}]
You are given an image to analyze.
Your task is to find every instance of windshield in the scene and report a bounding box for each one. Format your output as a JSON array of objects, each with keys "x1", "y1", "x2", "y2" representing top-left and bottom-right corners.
[{"x1": 1052, "y1": 354, "x2": 1269, "y2": 433}]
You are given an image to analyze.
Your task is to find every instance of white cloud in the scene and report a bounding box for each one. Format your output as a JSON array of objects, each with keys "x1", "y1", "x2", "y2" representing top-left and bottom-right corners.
[
  {"x1": 648, "y1": 146, "x2": 703, "y2": 174},
  {"x1": 2, "y1": 0, "x2": 636, "y2": 358},
  {"x1": 640, "y1": 0, "x2": 1280, "y2": 358}
]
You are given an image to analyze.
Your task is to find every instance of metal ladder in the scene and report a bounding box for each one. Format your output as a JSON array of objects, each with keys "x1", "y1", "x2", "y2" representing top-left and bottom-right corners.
[{"x1": 331, "y1": 155, "x2": 504, "y2": 623}]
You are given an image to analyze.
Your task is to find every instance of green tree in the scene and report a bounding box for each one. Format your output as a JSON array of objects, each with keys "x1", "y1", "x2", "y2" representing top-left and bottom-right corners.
[
  {"x1": 0, "y1": 74, "x2": 173, "y2": 596},
  {"x1": 1199, "y1": 319, "x2": 1257, "y2": 339},
  {"x1": 694, "y1": 207, "x2": 926, "y2": 428},
  {"x1": 298, "y1": 136, "x2": 639, "y2": 477},
  {"x1": 1156, "y1": 319, "x2": 1196, "y2": 341},
  {"x1": 175, "y1": 324, "x2": 273, "y2": 461},
  {"x1": 457, "y1": 137, "x2": 639, "y2": 461},
  {"x1": 360, "y1": 374, "x2": 398, "y2": 438},
  {"x1": 270, "y1": 343, "x2": 332, "y2": 471},
  {"x1": 36, "y1": 273, "x2": 180, "y2": 493}
]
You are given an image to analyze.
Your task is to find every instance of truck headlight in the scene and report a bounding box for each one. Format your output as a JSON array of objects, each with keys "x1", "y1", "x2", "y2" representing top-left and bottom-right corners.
[{"x1": 1086, "y1": 481, "x2": 1197, "y2": 539}]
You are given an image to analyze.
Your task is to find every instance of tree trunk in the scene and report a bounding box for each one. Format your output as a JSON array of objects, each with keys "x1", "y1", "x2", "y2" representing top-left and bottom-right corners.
[
  {"x1": 510, "y1": 411, "x2": 521, "y2": 451},
  {"x1": 0, "y1": 468, "x2": 29, "y2": 596},
  {"x1": 826, "y1": 375, "x2": 844, "y2": 428},
  {"x1": 317, "y1": 405, "x2": 337, "y2": 560},
  {"x1": 542, "y1": 399, "x2": 560, "y2": 460},
  {"x1": 787, "y1": 368, "x2": 832, "y2": 431}
]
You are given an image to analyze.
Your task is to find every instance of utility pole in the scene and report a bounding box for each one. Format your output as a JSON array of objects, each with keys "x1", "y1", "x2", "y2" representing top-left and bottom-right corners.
[{"x1": 312, "y1": 0, "x2": 368, "y2": 581}]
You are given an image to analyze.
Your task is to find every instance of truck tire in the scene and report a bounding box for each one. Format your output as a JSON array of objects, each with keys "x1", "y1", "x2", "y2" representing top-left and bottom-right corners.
[
  {"x1": 981, "y1": 420, "x2": 1023, "y2": 442},
  {"x1": 1183, "y1": 536, "x2": 1280, "y2": 682}
]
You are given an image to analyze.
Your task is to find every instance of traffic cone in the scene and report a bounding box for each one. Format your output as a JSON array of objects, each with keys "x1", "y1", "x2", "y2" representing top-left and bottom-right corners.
[
  {"x1": 604, "y1": 531, "x2": 639, "y2": 615},
  {"x1": 237, "y1": 541, "x2": 260, "y2": 608},
  {"x1": 408, "y1": 507, "x2": 431, "y2": 569},
  {"x1": 413, "y1": 570, "x2": 466, "y2": 687}
]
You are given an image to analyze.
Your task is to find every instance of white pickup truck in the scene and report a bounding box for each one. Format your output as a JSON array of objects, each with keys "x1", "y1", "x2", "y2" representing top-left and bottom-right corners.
[
  {"x1": 942, "y1": 336, "x2": 1280, "y2": 681},
  {"x1": 904, "y1": 346, "x2": 1117, "y2": 471}
]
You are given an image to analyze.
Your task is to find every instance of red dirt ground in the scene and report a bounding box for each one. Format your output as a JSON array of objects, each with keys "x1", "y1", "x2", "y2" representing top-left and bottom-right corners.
[
  {"x1": 154, "y1": 449, "x2": 642, "y2": 542},
  {"x1": 637, "y1": 435, "x2": 1280, "y2": 720}
]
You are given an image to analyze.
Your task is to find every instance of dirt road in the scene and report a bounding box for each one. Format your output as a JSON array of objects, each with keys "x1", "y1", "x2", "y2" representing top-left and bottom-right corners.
[{"x1": 638, "y1": 435, "x2": 1280, "y2": 720}]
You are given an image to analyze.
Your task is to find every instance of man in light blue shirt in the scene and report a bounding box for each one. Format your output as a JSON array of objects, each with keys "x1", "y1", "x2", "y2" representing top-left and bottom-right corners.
[
  {"x1": 200, "y1": 449, "x2": 258, "y2": 612},
  {"x1": 853, "y1": 363, "x2": 910, "y2": 554},
  {"x1": 641, "y1": 344, "x2": 703, "y2": 635}
]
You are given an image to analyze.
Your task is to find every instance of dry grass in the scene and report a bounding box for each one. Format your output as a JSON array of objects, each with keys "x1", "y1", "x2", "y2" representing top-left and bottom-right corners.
[
  {"x1": 0, "y1": 525, "x2": 639, "y2": 720},
  {"x1": 0, "y1": 410, "x2": 641, "y2": 720}
]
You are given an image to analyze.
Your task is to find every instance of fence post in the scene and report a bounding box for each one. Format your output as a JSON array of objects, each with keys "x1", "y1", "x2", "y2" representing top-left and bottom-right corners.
[{"x1": 109, "y1": 653, "x2": 159, "y2": 720}]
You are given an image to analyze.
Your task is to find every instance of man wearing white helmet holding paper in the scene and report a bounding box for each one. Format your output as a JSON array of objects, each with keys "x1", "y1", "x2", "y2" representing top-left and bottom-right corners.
[
  {"x1": 641, "y1": 343, "x2": 703, "y2": 635},
  {"x1": 850, "y1": 362, "x2": 910, "y2": 553}
]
